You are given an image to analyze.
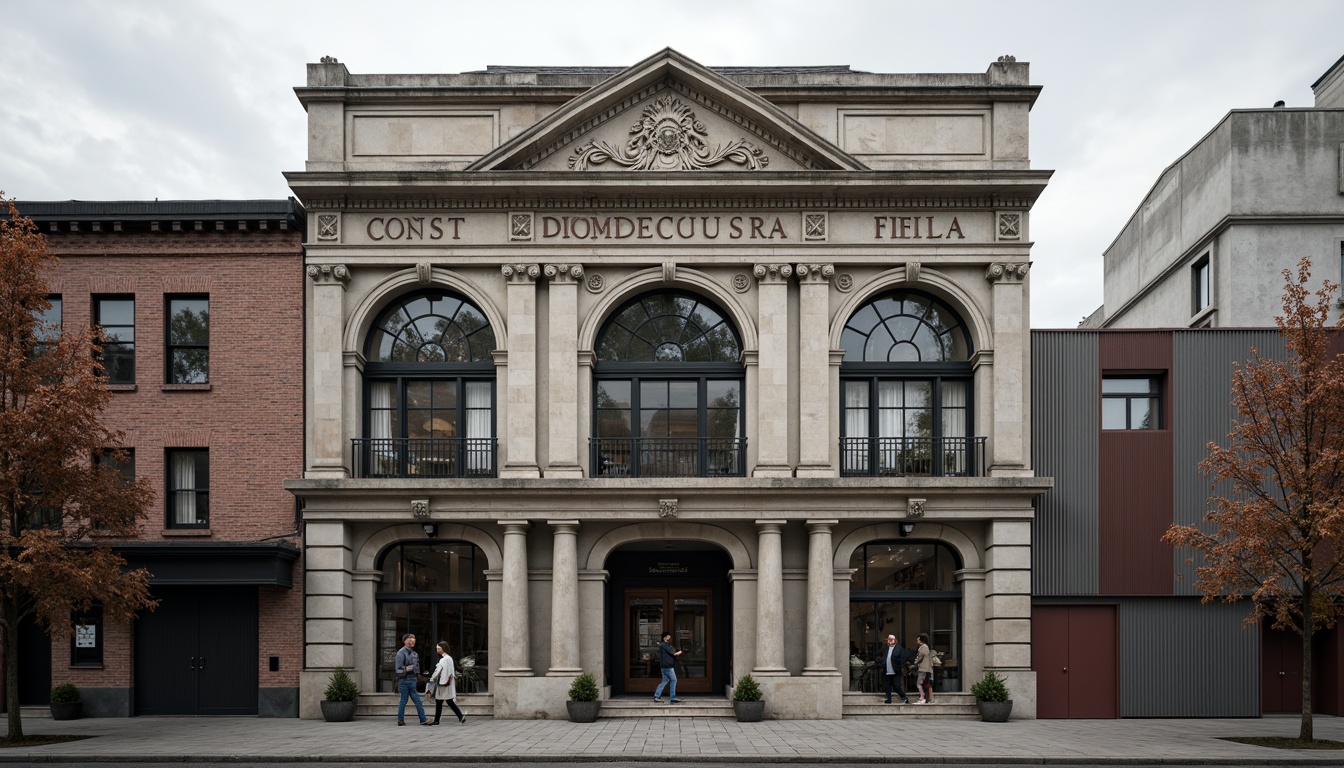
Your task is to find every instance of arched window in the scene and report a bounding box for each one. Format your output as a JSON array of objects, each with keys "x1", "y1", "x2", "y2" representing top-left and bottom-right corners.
[
  {"x1": 838, "y1": 291, "x2": 979, "y2": 476},
  {"x1": 376, "y1": 541, "x2": 488, "y2": 693},
  {"x1": 847, "y1": 540, "x2": 962, "y2": 693},
  {"x1": 592, "y1": 291, "x2": 744, "y2": 477},
  {"x1": 357, "y1": 292, "x2": 497, "y2": 478}
]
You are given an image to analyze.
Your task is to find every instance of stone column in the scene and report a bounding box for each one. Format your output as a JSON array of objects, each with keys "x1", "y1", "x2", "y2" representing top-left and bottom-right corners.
[
  {"x1": 984, "y1": 520, "x2": 1032, "y2": 670},
  {"x1": 306, "y1": 264, "x2": 349, "y2": 478},
  {"x1": 497, "y1": 521, "x2": 533, "y2": 675},
  {"x1": 752, "y1": 264, "x2": 792, "y2": 477},
  {"x1": 985, "y1": 263, "x2": 1030, "y2": 474},
  {"x1": 543, "y1": 264, "x2": 584, "y2": 478},
  {"x1": 955, "y1": 568, "x2": 987, "y2": 686},
  {"x1": 501, "y1": 264, "x2": 541, "y2": 478},
  {"x1": 803, "y1": 519, "x2": 839, "y2": 675},
  {"x1": 754, "y1": 519, "x2": 787, "y2": 674},
  {"x1": 350, "y1": 570, "x2": 381, "y2": 694},
  {"x1": 547, "y1": 520, "x2": 582, "y2": 675},
  {"x1": 796, "y1": 264, "x2": 835, "y2": 477}
]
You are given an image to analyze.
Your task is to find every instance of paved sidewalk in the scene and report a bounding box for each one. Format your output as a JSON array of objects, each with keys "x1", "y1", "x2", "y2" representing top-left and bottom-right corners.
[{"x1": 2, "y1": 714, "x2": 1343, "y2": 763}]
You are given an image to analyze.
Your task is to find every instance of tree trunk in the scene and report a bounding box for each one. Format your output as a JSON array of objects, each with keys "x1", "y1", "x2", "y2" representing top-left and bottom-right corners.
[
  {"x1": 1300, "y1": 591, "x2": 1313, "y2": 742},
  {"x1": 5, "y1": 603, "x2": 22, "y2": 741}
]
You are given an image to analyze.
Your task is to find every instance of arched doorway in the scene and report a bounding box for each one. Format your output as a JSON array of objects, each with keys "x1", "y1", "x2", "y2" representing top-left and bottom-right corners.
[{"x1": 604, "y1": 541, "x2": 732, "y2": 696}]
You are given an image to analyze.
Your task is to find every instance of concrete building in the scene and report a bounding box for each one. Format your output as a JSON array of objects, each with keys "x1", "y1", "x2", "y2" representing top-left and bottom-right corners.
[
  {"x1": 6, "y1": 200, "x2": 306, "y2": 717},
  {"x1": 285, "y1": 49, "x2": 1052, "y2": 720},
  {"x1": 1031, "y1": 328, "x2": 1344, "y2": 718},
  {"x1": 1082, "y1": 55, "x2": 1344, "y2": 329}
]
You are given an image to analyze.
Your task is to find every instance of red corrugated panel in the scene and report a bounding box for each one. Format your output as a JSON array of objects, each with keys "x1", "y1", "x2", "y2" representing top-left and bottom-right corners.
[{"x1": 1098, "y1": 332, "x2": 1174, "y2": 595}]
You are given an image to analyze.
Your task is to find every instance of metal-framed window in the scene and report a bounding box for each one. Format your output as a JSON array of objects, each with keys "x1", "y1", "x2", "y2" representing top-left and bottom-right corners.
[
  {"x1": 94, "y1": 295, "x2": 134, "y2": 384},
  {"x1": 1101, "y1": 376, "x2": 1162, "y2": 430},
  {"x1": 166, "y1": 449, "x2": 209, "y2": 528},
  {"x1": 1192, "y1": 255, "x2": 1211, "y2": 314},
  {"x1": 71, "y1": 604, "x2": 103, "y2": 667},
  {"x1": 166, "y1": 295, "x2": 209, "y2": 384}
]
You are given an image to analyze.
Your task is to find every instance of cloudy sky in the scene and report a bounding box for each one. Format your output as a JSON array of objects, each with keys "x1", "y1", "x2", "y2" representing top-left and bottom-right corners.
[{"x1": 2, "y1": 0, "x2": 1340, "y2": 327}]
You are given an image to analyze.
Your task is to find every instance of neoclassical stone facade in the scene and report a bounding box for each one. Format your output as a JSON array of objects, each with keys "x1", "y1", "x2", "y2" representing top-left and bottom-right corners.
[{"x1": 286, "y1": 49, "x2": 1051, "y2": 719}]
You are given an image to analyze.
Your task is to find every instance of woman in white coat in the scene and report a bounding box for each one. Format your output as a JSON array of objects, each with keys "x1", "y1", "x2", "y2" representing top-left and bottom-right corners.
[{"x1": 430, "y1": 641, "x2": 466, "y2": 724}]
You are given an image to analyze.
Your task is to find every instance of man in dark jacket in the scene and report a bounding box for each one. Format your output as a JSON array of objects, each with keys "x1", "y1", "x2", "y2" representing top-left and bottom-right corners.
[
  {"x1": 652, "y1": 631, "x2": 683, "y2": 703},
  {"x1": 880, "y1": 634, "x2": 911, "y2": 704}
]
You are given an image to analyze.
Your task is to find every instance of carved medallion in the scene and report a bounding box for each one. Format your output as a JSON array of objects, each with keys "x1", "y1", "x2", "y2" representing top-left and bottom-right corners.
[
  {"x1": 586, "y1": 273, "x2": 606, "y2": 293},
  {"x1": 568, "y1": 95, "x2": 769, "y2": 171},
  {"x1": 835, "y1": 273, "x2": 854, "y2": 292},
  {"x1": 317, "y1": 213, "x2": 339, "y2": 241},
  {"x1": 732, "y1": 273, "x2": 750, "y2": 293}
]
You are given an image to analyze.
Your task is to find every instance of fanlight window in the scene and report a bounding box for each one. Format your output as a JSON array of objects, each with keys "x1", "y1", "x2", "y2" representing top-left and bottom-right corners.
[
  {"x1": 368, "y1": 293, "x2": 496, "y2": 363},
  {"x1": 597, "y1": 293, "x2": 741, "y2": 362},
  {"x1": 840, "y1": 293, "x2": 969, "y2": 363}
]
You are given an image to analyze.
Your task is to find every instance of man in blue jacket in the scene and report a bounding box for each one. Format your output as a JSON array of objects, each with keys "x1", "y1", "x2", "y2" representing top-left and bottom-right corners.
[
  {"x1": 880, "y1": 634, "x2": 912, "y2": 704},
  {"x1": 652, "y1": 631, "x2": 684, "y2": 703},
  {"x1": 394, "y1": 633, "x2": 431, "y2": 725}
]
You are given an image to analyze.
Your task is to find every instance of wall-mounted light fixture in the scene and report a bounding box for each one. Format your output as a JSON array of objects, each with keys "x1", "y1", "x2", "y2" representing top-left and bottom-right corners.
[
  {"x1": 899, "y1": 522, "x2": 916, "y2": 538},
  {"x1": 422, "y1": 523, "x2": 438, "y2": 539}
]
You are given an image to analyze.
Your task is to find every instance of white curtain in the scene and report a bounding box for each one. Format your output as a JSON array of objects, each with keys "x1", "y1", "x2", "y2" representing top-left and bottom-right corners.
[
  {"x1": 466, "y1": 382, "x2": 492, "y2": 471},
  {"x1": 172, "y1": 453, "x2": 196, "y2": 525},
  {"x1": 844, "y1": 383, "x2": 868, "y2": 472},
  {"x1": 941, "y1": 381, "x2": 968, "y2": 473},
  {"x1": 370, "y1": 383, "x2": 393, "y2": 439}
]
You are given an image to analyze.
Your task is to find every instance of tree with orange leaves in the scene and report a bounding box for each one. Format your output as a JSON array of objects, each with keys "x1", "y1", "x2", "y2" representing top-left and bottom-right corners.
[
  {"x1": 1165, "y1": 258, "x2": 1344, "y2": 743},
  {"x1": 0, "y1": 195, "x2": 155, "y2": 741}
]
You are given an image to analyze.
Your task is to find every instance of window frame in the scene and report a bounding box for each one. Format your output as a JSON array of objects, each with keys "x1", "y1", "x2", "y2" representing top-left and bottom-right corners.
[
  {"x1": 165, "y1": 294, "x2": 210, "y2": 384},
  {"x1": 93, "y1": 294, "x2": 136, "y2": 384},
  {"x1": 70, "y1": 604, "x2": 104, "y2": 668},
  {"x1": 1191, "y1": 254, "x2": 1211, "y2": 315},
  {"x1": 165, "y1": 448, "x2": 209, "y2": 529},
  {"x1": 1101, "y1": 375, "x2": 1164, "y2": 431}
]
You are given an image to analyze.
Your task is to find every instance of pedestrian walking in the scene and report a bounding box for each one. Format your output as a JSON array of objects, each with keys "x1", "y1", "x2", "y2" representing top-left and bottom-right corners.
[
  {"x1": 651, "y1": 631, "x2": 683, "y2": 703},
  {"x1": 394, "y1": 633, "x2": 430, "y2": 726},
  {"x1": 913, "y1": 633, "x2": 934, "y2": 704},
  {"x1": 429, "y1": 641, "x2": 467, "y2": 725},
  {"x1": 880, "y1": 634, "x2": 911, "y2": 704}
]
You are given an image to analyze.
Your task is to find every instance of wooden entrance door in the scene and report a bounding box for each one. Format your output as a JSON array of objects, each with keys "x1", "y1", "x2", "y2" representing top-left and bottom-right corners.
[
  {"x1": 624, "y1": 588, "x2": 712, "y2": 694},
  {"x1": 1033, "y1": 604, "x2": 1118, "y2": 718}
]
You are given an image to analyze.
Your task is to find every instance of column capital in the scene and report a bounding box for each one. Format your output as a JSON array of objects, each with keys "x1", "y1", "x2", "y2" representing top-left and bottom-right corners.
[
  {"x1": 307, "y1": 263, "x2": 350, "y2": 288},
  {"x1": 547, "y1": 519, "x2": 580, "y2": 533},
  {"x1": 954, "y1": 568, "x2": 988, "y2": 582},
  {"x1": 502, "y1": 263, "x2": 542, "y2": 283},
  {"x1": 985, "y1": 262, "x2": 1030, "y2": 283},
  {"x1": 543, "y1": 263, "x2": 584, "y2": 283},
  {"x1": 499, "y1": 520, "x2": 532, "y2": 534},
  {"x1": 755, "y1": 519, "x2": 787, "y2": 533},
  {"x1": 752, "y1": 263, "x2": 793, "y2": 284},
  {"x1": 795, "y1": 263, "x2": 835, "y2": 284},
  {"x1": 805, "y1": 519, "x2": 839, "y2": 532}
]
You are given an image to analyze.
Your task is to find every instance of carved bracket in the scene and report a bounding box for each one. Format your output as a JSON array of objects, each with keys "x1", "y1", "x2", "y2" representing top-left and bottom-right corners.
[
  {"x1": 796, "y1": 263, "x2": 835, "y2": 284},
  {"x1": 306, "y1": 264, "x2": 350, "y2": 288},
  {"x1": 544, "y1": 263, "x2": 584, "y2": 283},
  {"x1": 502, "y1": 263, "x2": 541, "y2": 283},
  {"x1": 985, "y1": 262, "x2": 1030, "y2": 283},
  {"x1": 753, "y1": 263, "x2": 793, "y2": 284},
  {"x1": 905, "y1": 261, "x2": 922, "y2": 284},
  {"x1": 416, "y1": 262, "x2": 433, "y2": 285}
]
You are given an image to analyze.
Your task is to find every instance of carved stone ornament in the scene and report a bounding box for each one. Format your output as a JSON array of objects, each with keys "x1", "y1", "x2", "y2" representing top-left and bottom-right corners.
[
  {"x1": 662, "y1": 262, "x2": 676, "y2": 284},
  {"x1": 998, "y1": 212, "x2": 1022, "y2": 240},
  {"x1": 907, "y1": 498, "x2": 926, "y2": 518},
  {"x1": 316, "y1": 213, "x2": 339, "y2": 241},
  {"x1": 905, "y1": 261, "x2": 922, "y2": 284},
  {"x1": 411, "y1": 499, "x2": 430, "y2": 518},
  {"x1": 835, "y1": 273, "x2": 854, "y2": 292},
  {"x1": 568, "y1": 95, "x2": 769, "y2": 171},
  {"x1": 501, "y1": 263, "x2": 542, "y2": 283},
  {"x1": 796, "y1": 264, "x2": 835, "y2": 284},
  {"x1": 306, "y1": 264, "x2": 350, "y2": 287},
  {"x1": 731, "y1": 273, "x2": 751, "y2": 293},
  {"x1": 510, "y1": 212, "x2": 534, "y2": 242},
  {"x1": 803, "y1": 212, "x2": 828, "y2": 241},
  {"x1": 753, "y1": 263, "x2": 793, "y2": 284},
  {"x1": 658, "y1": 499, "x2": 679, "y2": 518},
  {"x1": 985, "y1": 262, "x2": 1031, "y2": 283},
  {"x1": 320, "y1": 55, "x2": 339, "y2": 64},
  {"x1": 544, "y1": 263, "x2": 584, "y2": 283},
  {"x1": 416, "y1": 262, "x2": 433, "y2": 285},
  {"x1": 586, "y1": 273, "x2": 606, "y2": 293}
]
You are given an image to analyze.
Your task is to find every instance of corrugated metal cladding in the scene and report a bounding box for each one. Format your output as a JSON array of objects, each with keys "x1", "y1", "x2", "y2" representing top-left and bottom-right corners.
[
  {"x1": 1030, "y1": 332, "x2": 1099, "y2": 596},
  {"x1": 1171, "y1": 330, "x2": 1287, "y2": 595},
  {"x1": 1119, "y1": 598, "x2": 1257, "y2": 717},
  {"x1": 1098, "y1": 332, "x2": 1173, "y2": 595}
]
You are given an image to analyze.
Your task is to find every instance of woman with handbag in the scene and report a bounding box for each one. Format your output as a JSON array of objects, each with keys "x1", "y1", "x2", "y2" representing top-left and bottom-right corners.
[
  {"x1": 913, "y1": 633, "x2": 935, "y2": 704},
  {"x1": 429, "y1": 641, "x2": 467, "y2": 725}
]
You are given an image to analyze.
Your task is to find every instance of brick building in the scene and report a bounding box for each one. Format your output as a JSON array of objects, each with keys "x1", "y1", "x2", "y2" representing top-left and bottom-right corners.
[{"x1": 7, "y1": 200, "x2": 306, "y2": 717}]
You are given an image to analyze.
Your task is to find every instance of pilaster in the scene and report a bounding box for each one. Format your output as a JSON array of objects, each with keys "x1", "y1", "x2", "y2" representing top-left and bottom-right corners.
[
  {"x1": 752, "y1": 264, "x2": 792, "y2": 477},
  {"x1": 501, "y1": 264, "x2": 541, "y2": 478},
  {"x1": 985, "y1": 262, "x2": 1030, "y2": 474},
  {"x1": 543, "y1": 265, "x2": 584, "y2": 478},
  {"x1": 796, "y1": 264, "x2": 835, "y2": 477},
  {"x1": 306, "y1": 264, "x2": 349, "y2": 478}
]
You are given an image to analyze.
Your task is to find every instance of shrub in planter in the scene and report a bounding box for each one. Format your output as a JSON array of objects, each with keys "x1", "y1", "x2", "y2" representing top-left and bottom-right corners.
[
  {"x1": 970, "y1": 670, "x2": 1013, "y2": 722},
  {"x1": 731, "y1": 674, "x2": 764, "y2": 722},
  {"x1": 320, "y1": 667, "x2": 360, "y2": 722},
  {"x1": 566, "y1": 673, "x2": 601, "y2": 722},
  {"x1": 49, "y1": 684, "x2": 81, "y2": 721}
]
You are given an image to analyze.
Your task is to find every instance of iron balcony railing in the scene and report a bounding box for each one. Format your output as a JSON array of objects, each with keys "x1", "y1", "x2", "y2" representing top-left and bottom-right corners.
[
  {"x1": 351, "y1": 438, "x2": 498, "y2": 479},
  {"x1": 590, "y1": 437, "x2": 747, "y2": 478},
  {"x1": 840, "y1": 436, "x2": 987, "y2": 478}
]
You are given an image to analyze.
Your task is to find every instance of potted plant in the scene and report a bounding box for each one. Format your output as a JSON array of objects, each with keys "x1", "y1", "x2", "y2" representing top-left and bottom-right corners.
[
  {"x1": 566, "y1": 672, "x2": 601, "y2": 722},
  {"x1": 970, "y1": 670, "x2": 1012, "y2": 722},
  {"x1": 731, "y1": 674, "x2": 765, "y2": 722},
  {"x1": 320, "y1": 667, "x2": 360, "y2": 722},
  {"x1": 49, "y1": 684, "x2": 81, "y2": 720}
]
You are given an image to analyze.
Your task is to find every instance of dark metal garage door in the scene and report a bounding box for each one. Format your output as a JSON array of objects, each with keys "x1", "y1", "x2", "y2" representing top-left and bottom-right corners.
[{"x1": 134, "y1": 587, "x2": 258, "y2": 715}]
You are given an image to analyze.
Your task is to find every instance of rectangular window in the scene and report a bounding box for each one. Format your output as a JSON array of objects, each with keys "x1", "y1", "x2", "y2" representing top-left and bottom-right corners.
[
  {"x1": 1102, "y1": 376, "x2": 1162, "y2": 430},
  {"x1": 94, "y1": 295, "x2": 135, "y2": 384},
  {"x1": 70, "y1": 604, "x2": 103, "y2": 667},
  {"x1": 94, "y1": 449, "x2": 135, "y2": 530},
  {"x1": 166, "y1": 449, "x2": 209, "y2": 528},
  {"x1": 35, "y1": 294, "x2": 61, "y2": 356},
  {"x1": 166, "y1": 295, "x2": 209, "y2": 384},
  {"x1": 1192, "y1": 255, "x2": 1211, "y2": 314}
]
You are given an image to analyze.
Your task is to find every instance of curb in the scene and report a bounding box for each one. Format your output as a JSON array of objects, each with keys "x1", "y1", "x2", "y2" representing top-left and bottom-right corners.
[{"x1": 0, "y1": 757, "x2": 1341, "y2": 765}]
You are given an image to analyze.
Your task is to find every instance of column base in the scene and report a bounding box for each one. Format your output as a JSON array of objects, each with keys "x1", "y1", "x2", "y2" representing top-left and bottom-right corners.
[
  {"x1": 752, "y1": 465, "x2": 793, "y2": 478},
  {"x1": 988, "y1": 464, "x2": 1032, "y2": 478},
  {"x1": 499, "y1": 464, "x2": 542, "y2": 479},
  {"x1": 750, "y1": 666, "x2": 790, "y2": 676},
  {"x1": 493, "y1": 667, "x2": 535, "y2": 676},
  {"x1": 545, "y1": 667, "x2": 583, "y2": 676},
  {"x1": 801, "y1": 666, "x2": 841, "y2": 676},
  {"x1": 542, "y1": 464, "x2": 584, "y2": 479},
  {"x1": 794, "y1": 464, "x2": 835, "y2": 478}
]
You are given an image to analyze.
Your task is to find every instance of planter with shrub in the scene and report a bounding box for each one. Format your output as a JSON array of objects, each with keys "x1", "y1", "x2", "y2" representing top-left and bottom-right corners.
[
  {"x1": 49, "y1": 684, "x2": 82, "y2": 721},
  {"x1": 731, "y1": 674, "x2": 764, "y2": 722},
  {"x1": 321, "y1": 667, "x2": 360, "y2": 722},
  {"x1": 566, "y1": 673, "x2": 601, "y2": 722},
  {"x1": 970, "y1": 670, "x2": 1013, "y2": 722}
]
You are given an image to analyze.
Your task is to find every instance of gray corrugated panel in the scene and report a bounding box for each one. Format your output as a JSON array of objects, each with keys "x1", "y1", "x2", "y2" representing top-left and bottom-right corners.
[
  {"x1": 1119, "y1": 598, "x2": 1258, "y2": 717},
  {"x1": 1172, "y1": 331, "x2": 1287, "y2": 595},
  {"x1": 1031, "y1": 332, "x2": 1099, "y2": 596}
]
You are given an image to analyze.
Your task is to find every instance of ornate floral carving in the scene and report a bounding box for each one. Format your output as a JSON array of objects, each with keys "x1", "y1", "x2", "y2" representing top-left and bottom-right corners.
[
  {"x1": 316, "y1": 213, "x2": 339, "y2": 241},
  {"x1": 732, "y1": 273, "x2": 751, "y2": 293},
  {"x1": 753, "y1": 264, "x2": 793, "y2": 284},
  {"x1": 411, "y1": 499, "x2": 430, "y2": 518},
  {"x1": 510, "y1": 212, "x2": 534, "y2": 241},
  {"x1": 998, "y1": 212, "x2": 1022, "y2": 240},
  {"x1": 544, "y1": 263, "x2": 584, "y2": 283},
  {"x1": 907, "y1": 498, "x2": 926, "y2": 518},
  {"x1": 659, "y1": 499, "x2": 679, "y2": 518},
  {"x1": 586, "y1": 273, "x2": 606, "y2": 293},
  {"x1": 501, "y1": 263, "x2": 541, "y2": 283},
  {"x1": 835, "y1": 273, "x2": 854, "y2": 292},
  {"x1": 568, "y1": 95, "x2": 768, "y2": 171},
  {"x1": 985, "y1": 262, "x2": 1031, "y2": 283},
  {"x1": 306, "y1": 264, "x2": 350, "y2": 287},
  {"x1": 796, "y1": 264, "x2": 835, "y2": 284},
  {"x1": 803, "y1": 213, "x2": 828, "y2": 241}
]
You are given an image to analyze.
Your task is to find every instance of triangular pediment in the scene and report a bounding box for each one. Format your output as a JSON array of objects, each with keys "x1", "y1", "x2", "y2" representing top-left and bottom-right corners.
[{"x1": 468, "y1": 48, "x2": 866, "y2": 172}]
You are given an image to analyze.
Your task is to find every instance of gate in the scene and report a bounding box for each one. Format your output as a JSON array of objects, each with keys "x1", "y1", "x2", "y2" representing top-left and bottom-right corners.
[{"x1": 135, "y1": 587, "x2": 258, "y2": 715}]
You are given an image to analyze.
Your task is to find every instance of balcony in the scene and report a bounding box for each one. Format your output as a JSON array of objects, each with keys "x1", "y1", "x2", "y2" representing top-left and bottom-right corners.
[
  {"x1": 590, "y1": 437, "x2": 747, "y2": 478},
  {"x1": 350, "y1": 438, "x2": 498, "y2": 479},
  {"x1": 840, "y1": 436, "x2": 986, "y2": 477}
]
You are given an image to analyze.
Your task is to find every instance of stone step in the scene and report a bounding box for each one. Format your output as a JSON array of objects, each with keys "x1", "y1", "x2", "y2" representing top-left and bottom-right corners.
[
  {"x1": 355, "y1": 693, "x2": 494, "y2": 718},
  {"x1": 841, "y1": 692, "x2": 979, "y2": 718},
  {"x1": 600, "y1": 696, "x2": 735, "y2": 718}
]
